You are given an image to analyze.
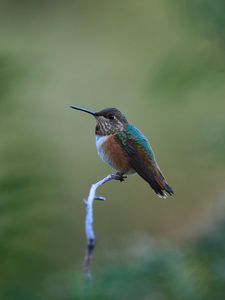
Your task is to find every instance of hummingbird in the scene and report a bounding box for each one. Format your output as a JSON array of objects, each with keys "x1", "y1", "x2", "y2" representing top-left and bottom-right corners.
[{"x1": 70, "y1": 106, "x2": 174, "y2": 198}]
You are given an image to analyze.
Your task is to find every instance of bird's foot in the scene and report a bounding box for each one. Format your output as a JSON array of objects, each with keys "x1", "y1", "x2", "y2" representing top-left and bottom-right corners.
[{"x1": 112, "y1": 173, "x2": 127, "y2": 182}]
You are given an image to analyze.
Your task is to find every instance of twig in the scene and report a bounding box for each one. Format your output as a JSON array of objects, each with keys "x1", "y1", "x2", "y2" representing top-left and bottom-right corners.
[{"x1": 83, "y1": 173, "x2": 126, "y2": 279}]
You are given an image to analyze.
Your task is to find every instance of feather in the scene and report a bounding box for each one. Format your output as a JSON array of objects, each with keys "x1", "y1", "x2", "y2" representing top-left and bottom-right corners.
[{"x1": 116, "y1": 125, "x2": 174, "y2": 197}]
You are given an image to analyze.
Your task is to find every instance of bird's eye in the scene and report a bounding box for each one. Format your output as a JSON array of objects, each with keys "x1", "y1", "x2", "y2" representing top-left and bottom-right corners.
[{"x1": 107, "y1": 113, "x2": 115, "y2": 120}]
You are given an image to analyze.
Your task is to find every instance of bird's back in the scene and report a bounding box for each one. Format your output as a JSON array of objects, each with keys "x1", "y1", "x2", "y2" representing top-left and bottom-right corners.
[{"x1": 116, "y1": 124, "x2": 174, "y2": 197}]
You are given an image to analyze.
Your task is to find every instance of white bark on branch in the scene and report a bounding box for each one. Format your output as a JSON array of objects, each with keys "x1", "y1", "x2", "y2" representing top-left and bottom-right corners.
[{"x1": 83, "y1": 173, "x2": 126, "y2": 279}]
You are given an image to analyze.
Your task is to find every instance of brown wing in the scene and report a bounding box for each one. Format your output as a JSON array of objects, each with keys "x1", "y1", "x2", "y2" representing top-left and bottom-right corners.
[{"x1": 119, "y1": 130, "x2": 174, "y2": 197}]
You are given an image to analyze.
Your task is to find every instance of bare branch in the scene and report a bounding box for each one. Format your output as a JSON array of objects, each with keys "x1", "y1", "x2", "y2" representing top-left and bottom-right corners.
[{"x1": 83, "y1": 173, "x2": 126, "y2": 279}]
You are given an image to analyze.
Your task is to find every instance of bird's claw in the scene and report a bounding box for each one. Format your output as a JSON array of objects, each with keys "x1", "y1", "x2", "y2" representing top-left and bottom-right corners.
[
  {"x1": 119, "y1": 175, "x2": 127, "y2": 182},
  {"x1": 113, "y1": 173, "x2": 127, "y2": 182}
]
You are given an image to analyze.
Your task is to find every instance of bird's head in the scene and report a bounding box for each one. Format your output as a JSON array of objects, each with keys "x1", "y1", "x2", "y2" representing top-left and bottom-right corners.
[{"x1": 70, "y1": 106, "x2": 128, "y2": 135}]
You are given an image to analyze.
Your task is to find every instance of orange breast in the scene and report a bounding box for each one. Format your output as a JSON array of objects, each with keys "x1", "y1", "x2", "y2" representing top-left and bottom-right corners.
[{"x1": 102, "y1": 135, "x2": 130, "y2": 172}]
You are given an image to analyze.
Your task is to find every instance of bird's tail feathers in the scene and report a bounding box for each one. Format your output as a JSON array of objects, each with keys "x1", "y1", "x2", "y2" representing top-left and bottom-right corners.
[{"x1": 148, "y1": 172, "x2": 174, "y2": 199}]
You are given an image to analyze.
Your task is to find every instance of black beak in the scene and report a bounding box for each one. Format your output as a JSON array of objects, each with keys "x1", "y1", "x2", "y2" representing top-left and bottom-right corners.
[{"x1": 70, "y1": 106, "x2": 96, "y2": 116}]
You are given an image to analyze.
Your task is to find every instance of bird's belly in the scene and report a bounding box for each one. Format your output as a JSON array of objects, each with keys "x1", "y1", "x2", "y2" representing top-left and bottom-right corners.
[{"x1": 96, "y1": 135, "x2": 135, "y2": 174}]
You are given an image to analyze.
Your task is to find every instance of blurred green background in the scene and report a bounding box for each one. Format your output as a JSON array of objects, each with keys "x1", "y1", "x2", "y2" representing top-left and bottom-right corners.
[{"x1": 0, "y1": 0, "x2": 225, "y2": 299}]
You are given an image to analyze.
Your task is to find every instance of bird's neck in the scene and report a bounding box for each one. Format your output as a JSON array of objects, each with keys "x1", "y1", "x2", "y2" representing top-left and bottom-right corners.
[{"x1": 95, "y1": 124, "x2": 125, "y2": 136}]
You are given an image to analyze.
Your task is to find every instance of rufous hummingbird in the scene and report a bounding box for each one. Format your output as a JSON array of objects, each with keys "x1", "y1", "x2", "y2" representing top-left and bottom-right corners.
[{"x1": 70, "y1": 106, "x2": 174, "y2": 198}]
